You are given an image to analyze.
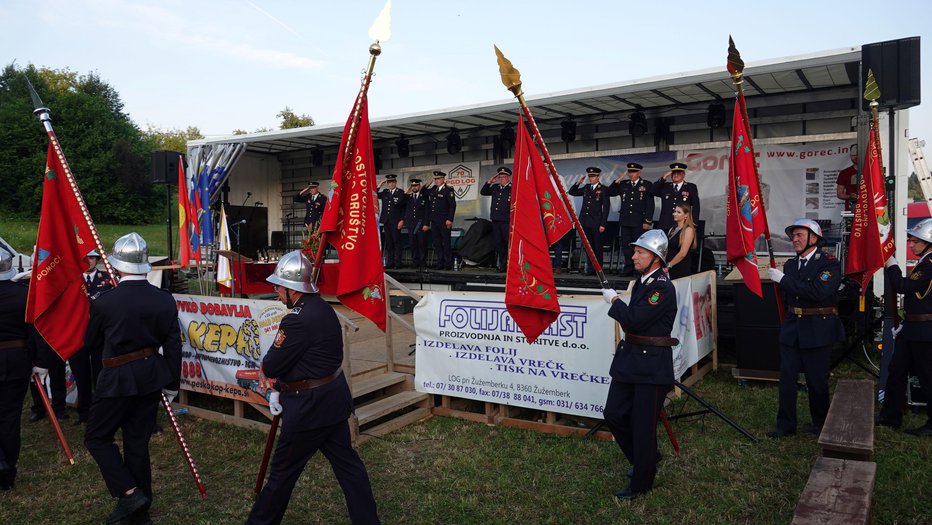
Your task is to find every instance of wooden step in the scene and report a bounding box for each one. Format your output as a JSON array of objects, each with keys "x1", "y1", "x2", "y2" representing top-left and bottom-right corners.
[
  {"x1": 356, "y1": 407, "x2": 431, "y2": 445},
  {"x1": 352, "y1": 371, "x2": 409, "y2": 398},
  {"x1": 356, "y1": 390, "x2": 429, "y2": 427}
]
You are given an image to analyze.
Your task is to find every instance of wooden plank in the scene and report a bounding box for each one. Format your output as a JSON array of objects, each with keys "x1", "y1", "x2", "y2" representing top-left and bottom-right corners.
[
  {"x1": 498, "y1": 416, "x2": 614, "y2": 441},
  {"x1": 433, "y1": 406, "x2": 495, "y2": 424},
  {"x1": 352, "y1": 372, "x2": 409, "y2": 398},
  {"x1": 233, "y1": 400, "x2": 244, "y2": 419},
  {"x1": 356, "y1": 390, "x2": 429, "y2": 426},
  {"x1": 181, "y1": 404, "x2": 271, "y2": 433},
  {"x1": 818, "y1": 380, "x2": 874, "y2": 461},
  {"x1": 791, "y1": 457, "x2": 875, "y2": 525},
  {"x1": 356, "y1": 408, "x2": 432, "y2": 446}
]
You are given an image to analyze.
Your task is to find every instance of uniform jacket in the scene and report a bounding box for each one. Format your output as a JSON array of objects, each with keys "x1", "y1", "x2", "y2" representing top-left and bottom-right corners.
[
  {"x1": 607, "y1": 269, "x2": 677, "y2": 385},
  {"x1": 83, "y1": 268, "x2": 114, "y2": 300},
  {"x1": 886, "y1": 254, "x2": 932, "y2": 342},
  {"x1": 263, "y1": 294, "x2": 353, "y2": 433},
  {"x1": 293, "y1": 193, "x2": 327, "y2": 225},
  {"x1": 778, "y1": 250, "x2": 845, "y2": 349},
  {"x1": 0, "y1": 280, "x2": 33, "y2": 381},
  {"x1": 403, "y1": 190, "x2": 427, "y2": 228},
  {"x1": 610, "y1": 178, "x2": 654, "y2": 227},
  {"x1": 569, "y1": 182, "x2": 611, "y2": 228},
  {"x1": 650, "y1": 180, "x2": 700, "y2": 232},
  {"x1": 480, "y1": 182, "x2": 512, "y2": 222},
  {"x1": 85, "y1": 280, "x2": 182, "y2": 397},
  {"x1": 378, "y1": 187, "x2": 406, "y2": 224},
  {"x1": 429, "y1": 184, "x2": 457, "y2": 223}
]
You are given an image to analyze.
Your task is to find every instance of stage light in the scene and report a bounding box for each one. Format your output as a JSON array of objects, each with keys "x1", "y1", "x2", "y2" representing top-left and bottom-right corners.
[
  {"x1": 446, "y1": 129, "x2": 461, "y2": 155},
  {"x1": 707, "y1": 101, "x2": 726, "y2": 128},
  {"x1": 312, "y1": 148, "x2": 324, "y2": 167},
  {"x1": 395, "y1": 136, "x2": 410, "y2": 158},
  {"x1": 561, "y1": 119, "x2": 577, "y2": 143},
  {"x1": 629, "y1": 111, "x2": 647, "y2": 137}
]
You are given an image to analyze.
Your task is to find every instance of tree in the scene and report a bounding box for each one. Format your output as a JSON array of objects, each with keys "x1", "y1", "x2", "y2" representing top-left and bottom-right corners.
[
  {"x1": 0, "y1": 63, "x2": 161, "y2": 223},
  {"x1": 231, "y1": 129, "x2": 248, "y2": 135},
  {"x1": 143, "y1": 125, "x2": 204, "y2": 153},
  {"x1": 277, "y1": 106, "x2": 314, "y2": 129}
]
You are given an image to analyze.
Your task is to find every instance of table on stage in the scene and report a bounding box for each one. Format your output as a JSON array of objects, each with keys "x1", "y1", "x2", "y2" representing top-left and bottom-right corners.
[{"x1": 217, "y1": 256, "x2": 339, "y2": 296}]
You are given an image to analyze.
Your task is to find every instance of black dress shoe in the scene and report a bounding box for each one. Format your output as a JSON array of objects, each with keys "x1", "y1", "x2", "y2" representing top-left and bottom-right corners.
[
  {"x1": 627, "y1": 451, "x2": 663, "y2": 478},
  {"x1": 803, "y1": 423, "x2": 822, "y2": 435},
  {"x1": 0, "y1": 465, "x2": 16, "y2": 491},
  {"x1": 874, "y1": 417, "x2": 901, "y2": 429},
  {"x1": 55, "y1": 411, "x2": 69, "y2": 420},
  {"x1": 905, "y1": 425, "x2": 932, "y2": 437},
  {"x1": 614, "y1": 485, "x2": 648, "y2": 500},
  {"x1": 122, "y1": 509, "x2": 152, "y2": 525},
  {"x1": 74, "y1": 414, "x2": 88, "y2": 426},
  {"x1": 106, "y1": 491, "x2": 150, "y2": 524},
  {"x1": 28, "y1": 411, "x2": 45, "y2": 423},
  {"x1": 766, "y1": 430, "x2": 795, "y2": 439}
]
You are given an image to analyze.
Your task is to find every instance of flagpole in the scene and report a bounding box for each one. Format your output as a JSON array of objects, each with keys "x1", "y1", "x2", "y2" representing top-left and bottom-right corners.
[
  {"x1": 727, "y1": 38, "x2": 784, "y2": 320},
  {"x1": 26, "y1": 76, "x2": 206, "y2": 497},
  {"x1": 33, "y1": 373, "x2": 74, "y2": 464},
  {"x1": 494, "y1": 46, "x2": 610, "y2": 288}
]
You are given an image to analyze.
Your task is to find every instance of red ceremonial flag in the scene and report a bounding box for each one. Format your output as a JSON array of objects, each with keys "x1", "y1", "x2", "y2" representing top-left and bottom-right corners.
[
  {"x1": 846, "y1": 125, "x2": 895, "y2": 293},
  {"x1": 177, "y1": 154, "x2": 193, "y2": 267},
  {"x1": 25, "y1": 141, "x2": 92, "y2": 360},
  {"x1": 504, "y1": 116, "x2": 573, "y2": 343},
  {"x1": 725, "y1": 94, "x2": 768, "y2": 297},
  {"x1": 319, "y1": 95, "x2": 386, "y2": 331}
]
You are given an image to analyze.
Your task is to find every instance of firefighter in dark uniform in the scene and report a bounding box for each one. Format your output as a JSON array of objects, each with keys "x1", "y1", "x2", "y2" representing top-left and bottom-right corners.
[
  {"x1": 650, "y1": 162, "x2": 700, "y2": 233},
  {"x1": 293, "y1": 181, "x2": 327, "y2": 231},
  {"x1": 600, "y1": 230, "x2": 677, "y2": 499},
  {"x1": 480, "y1": 167, "x2": 513, "y2": 272},
  {"x1": 246, "y1": 251, "x2": 380, "y2": 525},
  {"x1": 28, "y1": 330, "x2": 67, "y2": 422},
  {"x1": 876, "y1": 218, "x2": 932, "y2": 436},
  {"x1": 611, "y1": 163, "x2": 654, "y2": 276},
  {"x1": 402, "y1": 178, "x2": 428, "y2": 269},
  {"x1": 427, "y1": 171, "x2": 457, "y2": 270},
  {"x1": 766, "y1": 219, "x2": 844, "y2": 437},
  {"x1": 377, "y1": 174, "x2": 406, "y2": 269},
  {"x1": 569, "y1": 167, "x2": 611, "y2": 275},
  {"x1": 71, "y1": 248, "x2": 115, "y2": 424},
  {"x1": 84, "y1": 233, "x2": 182, "y2": 525},
  {"x1": 0, "y1": 248, "x2": 33, "y2": 490}
]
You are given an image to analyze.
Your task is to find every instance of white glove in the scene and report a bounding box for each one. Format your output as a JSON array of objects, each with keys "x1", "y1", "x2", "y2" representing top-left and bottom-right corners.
[
  {"x1": 12, "y1": 270, "x2": 31, "y2": 282},
  {"x1": 602, "y1": 288, "x2": 619, "y2": 304},
  {"x1": 767, "y1": 268, "x2": 785, "y2": 283},
  {"x1": 269, "y1": 391, "x2": 283, "y2": 416},
  {"x1": 32, "y1": 366, "x2": 49, "y2": 384},
  {"x1": 892, "y1": 322, "x2": 905, "y2": 337},
  {"x1": 162, "y1": 389, "x2": 178, "y2": 404},
  {"x1": 885, "y1": 256, "x2": 898, "y2": 268}
]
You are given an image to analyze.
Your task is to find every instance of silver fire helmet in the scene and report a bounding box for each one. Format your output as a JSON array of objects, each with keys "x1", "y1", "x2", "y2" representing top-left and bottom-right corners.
[
  {"x1": 109, "y1": 232, "x2": 152, "y2": 274},
  {"x1": 266, "y1": 250, "x2": 318, "y2": 294},
  {"x1": 907, "y1": 218, "x2": 932, "y2": 244},
  {"x1": 86, "y1": 249, "x2": 101, "y2": 257},
  {"x1": 0, "y1": 247, "x2": 14, "y2": 281},
  {"x1": 785, "y1": 218, "x2": 823, "y2": 240},
  {"x1": 631, "y1": 229, "x2": 668, "y2": 266}
]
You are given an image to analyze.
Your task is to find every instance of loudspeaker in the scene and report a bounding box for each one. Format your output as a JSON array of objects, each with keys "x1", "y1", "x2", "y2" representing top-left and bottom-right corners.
[
  {"x1": 270, "y1": 231, "x2": 285, "y2": 250},
  {"x1": 733, "y1": 283, "x2": 782, "y2": 371},
  {"x1": 861, "y1": 37, "x2": 921, "y2": 111},
  {"x1": 151, "y1": 150, "x2": 184, "y2": 184}
]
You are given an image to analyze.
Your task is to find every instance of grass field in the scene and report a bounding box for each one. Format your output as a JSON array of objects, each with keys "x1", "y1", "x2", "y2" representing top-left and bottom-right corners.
[
  {"x1": 2, "y1": 362, "x2": 930, "y2": 524},
  {"x1": 0, "y1": 220, "x2": 171, "y2": 259}
]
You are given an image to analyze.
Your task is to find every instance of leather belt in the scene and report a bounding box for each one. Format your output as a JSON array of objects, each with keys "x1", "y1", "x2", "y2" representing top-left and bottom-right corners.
[
  {"x1": 790, "y1": 307, "x2": 838, "y2": 316},
  {"x1": 0, "y1": 339, "x2": 27, "y2": 350},
  {"x1": 624, "y1": 334, "x2": 679, "y2": 347},
  {"x1": 102, "y1": 347, "x2": 158, "y2": 368},
  {"x1": 278, "y1": 369, "x2": 342, "y2": 393},
  {"x1": 905, "y1": 313, "x2": 932, "y2": 322}
]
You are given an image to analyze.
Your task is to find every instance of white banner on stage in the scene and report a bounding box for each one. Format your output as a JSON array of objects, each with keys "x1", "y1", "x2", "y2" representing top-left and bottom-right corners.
[{"x1": 414, "y1": 272, "x2": 717, "y2": 419}]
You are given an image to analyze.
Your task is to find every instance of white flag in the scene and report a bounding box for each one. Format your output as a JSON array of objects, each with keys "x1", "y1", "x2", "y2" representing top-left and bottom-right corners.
[{"x1": 217, "y1": 204, "x2": 233, "y2": 288}]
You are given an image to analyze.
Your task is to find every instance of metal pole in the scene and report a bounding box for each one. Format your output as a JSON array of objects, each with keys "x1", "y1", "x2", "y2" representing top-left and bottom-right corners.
[{"x1": 166, "y1": 183, "x2": 174, "y2": 262}]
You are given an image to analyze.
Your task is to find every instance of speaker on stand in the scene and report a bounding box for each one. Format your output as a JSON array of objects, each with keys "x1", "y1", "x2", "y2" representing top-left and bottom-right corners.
[{"x1": 152, "y1": 150, "x2": 186, "y2": 262}]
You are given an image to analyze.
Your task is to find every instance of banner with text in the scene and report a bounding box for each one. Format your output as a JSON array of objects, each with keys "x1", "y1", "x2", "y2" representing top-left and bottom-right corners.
[
  {"x1": 174, "y1": 294, "x2": 286, "y2": 404},
  {"x1": 414, "y1": 272, "x2": 716, "y2": 418}
]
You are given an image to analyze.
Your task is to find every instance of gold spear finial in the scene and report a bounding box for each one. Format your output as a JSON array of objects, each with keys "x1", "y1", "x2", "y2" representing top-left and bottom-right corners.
[
  {"x1": 727, "y1": 35, "x2": 745, "y2": 78},
  {"x1": 864, "y1": 69, "x2": 881, "y2": 102},
  {"x1": 494, "y1": 45, "x2": 522, "y2": 97}
]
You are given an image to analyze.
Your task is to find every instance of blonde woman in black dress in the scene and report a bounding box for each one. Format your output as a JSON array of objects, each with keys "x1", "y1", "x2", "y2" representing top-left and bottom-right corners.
[{"x1": 666, "y1": 203, "x2": 697, "y2": 279}]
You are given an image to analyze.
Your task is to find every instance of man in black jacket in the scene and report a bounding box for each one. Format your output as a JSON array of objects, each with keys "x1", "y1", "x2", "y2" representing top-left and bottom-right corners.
[
  {"x1": 84, "y1": 233, "x2": 182, "y2": 524},
  {"x1": 650, "y1": 162, "x2": 700, "y2": 232},
  {"x1": 569, "y1": 167, "x2": 610, "y2": 275},
  {"x1": 0, "y1": 248, "x2": 33, "y2": 490},
  {"x1": 293, "y1": 181, "x2": 327, "y2": 231},
  {"x1": 427, "y1": 171, "x2": 457, "y2": 270},
  {"x1": 247, "y1": 251, "x2": 380, "y2": 525},
  {"x1": 610, "y1": 163, "x2": 653, "y2": 276},
  {"x1": 71, "y1": 248, "x2": 115, "y2": 424},
  {"x1": 402, "y1": 178, "x2": 428, "y2": 269},
  {"x1": 377, "y1": 174, "x2": 406, "y2": 269},
  {"x1": 480, "y1": 167, "x2": 513, "y2": 272}
]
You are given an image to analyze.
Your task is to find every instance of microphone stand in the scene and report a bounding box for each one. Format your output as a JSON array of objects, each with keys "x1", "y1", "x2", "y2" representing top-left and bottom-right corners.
[{"x1": 233, "y1": 221, "x2": 244, "y2": 297}]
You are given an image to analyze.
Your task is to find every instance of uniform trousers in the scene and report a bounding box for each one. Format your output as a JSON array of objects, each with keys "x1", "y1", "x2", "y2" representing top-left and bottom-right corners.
[
  {"x1": 70, "y1": 345, "x2": 98, "y2": 419},
  {"x1": 85, "y1": 391, "x2": 161, "y2": 499},
  {"x1": 246, "y1": 420, "x2": 379, "y2": 525},
  {"x1": 777, "y1": 343, "x2": 831, "y2": 434},
  {"x1": 409, "y1": 227, "x2": 428, "y2": 268},
  {"x1": 30, "y1": 357, "x2": 66, "y2": 416},
  {"x1": 0, "y1": 378, "x2": 29, "y2": 467},
  {"x1": 603, "y1": 380, "x2": 667, "y2": 493},
  {"x1": 618, "y1": 225, "x2": 642, "y2": 273},
  {"x1": 491, "y1": 220, "x2": 509, "y2": 270},
  {"x1": 381, "y1": 224, "x2": 402, "y2": 268},
  {"x1": 582, "y1": 226, "x2": 603, "y2": 270},
  {"x1": 879, "y1": 338, "x2": 932, "y2": 426},
  {"x1": 430, "y1": 220, "x2": 452, "y2": 269}
]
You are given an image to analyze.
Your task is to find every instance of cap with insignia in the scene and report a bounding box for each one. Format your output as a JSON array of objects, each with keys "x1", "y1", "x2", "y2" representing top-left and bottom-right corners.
[
  {"x1": 308, "y1": 181, "x2": 320, "y2": 188},
  {"x1": 669, "y1": 162, "x2": 687, "y2": 172},
  {"x1": 433, "y1": 171, "x2": 446, "y2": 179},
  {"x1": 626, "y1": 162, "x2": 643, "y2": 172},
  {"x1": 385, "y1": 174, "x2": 398, "y2": 181},
  {"x1": 409, "y1": 178, "x2": 422, "y2": 185},
  {"x1": 497, "y1": 167, "x2": 512, "y2": 176},
  {"x1": 586, "y1": 167, "x2": 602, "y2": 176}
]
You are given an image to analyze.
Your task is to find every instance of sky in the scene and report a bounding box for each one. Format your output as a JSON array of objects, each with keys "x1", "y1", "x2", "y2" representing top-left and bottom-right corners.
[{"x1": 2, "y1": 0, "x2": 931, "y2": 142}]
